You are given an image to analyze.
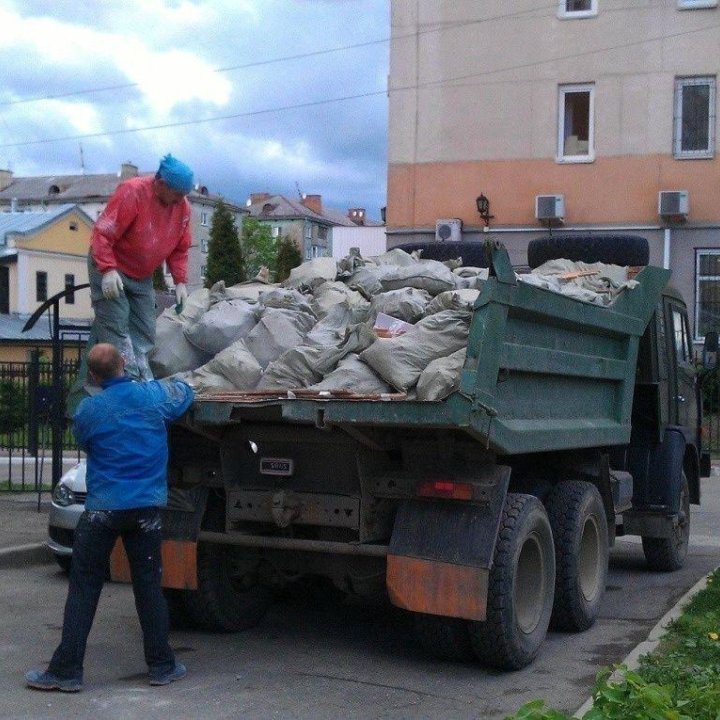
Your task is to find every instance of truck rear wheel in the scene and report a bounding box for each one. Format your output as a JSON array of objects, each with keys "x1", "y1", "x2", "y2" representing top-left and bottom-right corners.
[
  {"x1": 545, "y1": 481, "x2": 608, "y2": 632},
  {"x1": 468, "y1": 493, "x2": 555, "y2": 670},
  {"x1": 413, "y1": 614, "x2": 475, "y2": 661},
  {"x1": 642, "y1": 472, "x2": 690, "y2": 572},
  {"x1": 180, "y1": 542, "x2": 271, "y2": 632}
]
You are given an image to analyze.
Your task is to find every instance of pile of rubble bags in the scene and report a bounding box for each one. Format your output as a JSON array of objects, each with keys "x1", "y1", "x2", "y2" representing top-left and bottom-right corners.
[{"x1": 148, "y1": 248, "x2": 639, "y2": 402}]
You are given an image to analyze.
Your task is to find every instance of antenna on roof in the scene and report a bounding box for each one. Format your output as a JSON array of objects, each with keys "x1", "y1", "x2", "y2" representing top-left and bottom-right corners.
[
  {"x1": 295, "y1": 181, "x2": 303, "y2": 200},
  {"x1": 79, "y1": 143, "x2": 85, "y2": 175}
]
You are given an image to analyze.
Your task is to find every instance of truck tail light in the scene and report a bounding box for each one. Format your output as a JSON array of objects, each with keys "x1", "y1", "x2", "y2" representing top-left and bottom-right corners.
[{"x1": 416, "y1": 480, "x2": 474, "y2": 501}]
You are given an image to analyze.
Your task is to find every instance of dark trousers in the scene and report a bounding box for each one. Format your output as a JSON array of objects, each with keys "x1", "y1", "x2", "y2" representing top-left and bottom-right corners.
[{"x1": 48, "y1": 507, "x2": 175, "y2": 681}]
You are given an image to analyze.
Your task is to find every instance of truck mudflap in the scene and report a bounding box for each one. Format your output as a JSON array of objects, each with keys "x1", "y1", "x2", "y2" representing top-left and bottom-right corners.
[
  {"x1": 109, "y1": 486, "x2": 209, "y2": 590},
  {"x1": 386, "y1": 479, "x2": 508, "y2": 621}
]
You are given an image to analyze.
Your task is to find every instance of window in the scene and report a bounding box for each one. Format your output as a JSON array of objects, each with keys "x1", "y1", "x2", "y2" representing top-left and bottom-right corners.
[
  {"x1": 304, "y1": 224, "x2": 313, "y2": 240},
  {"x1": 696, "y1": 250, "x2": 720, "y2": 339},
  {"x1": 558, "y1": 84, "x2": 595, "y2": 161},
  {"x1": 318, "y1": 226, "x2": 328, "y2": 241},
  {"x1": 64, "y1": 274, "x2": 75, "y2": 304},
  {"x1": 200, "y1": 238, "x2": 208, "y2": 253},
  {"x1": 678, "y1": 0, "x2": 717, "y2": 8},
  {"x1": 36, "y1": 271, "x2": 47, "y2": 302},
  {"x1": 674, "y1": 77, "x2": 716, "y2": 158},
  {"x1": 272, "y1": 226, "x2": 280, "y2": 238},
  {"x1": 200, "y1": 264, "x2": 207, "y2": 277},
  {"x1": 200, "y1": 212, "x2": 208, "y2": 227},
  {"x1": 558, "y1": 0, "x2": 597, "y2": 18},
  {"x1": 671, "y1": 307, "x2": 691, "y2": 363}
]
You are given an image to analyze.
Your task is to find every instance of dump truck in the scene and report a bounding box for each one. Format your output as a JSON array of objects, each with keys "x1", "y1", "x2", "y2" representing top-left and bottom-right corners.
[{"x1": 111, "y1": 236, "x2": 708, "y2": 670}]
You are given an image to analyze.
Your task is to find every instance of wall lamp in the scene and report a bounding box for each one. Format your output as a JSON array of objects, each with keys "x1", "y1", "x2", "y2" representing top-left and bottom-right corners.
[{"x1": 476, "y1": 194, "x2": 494, "y2": 227}]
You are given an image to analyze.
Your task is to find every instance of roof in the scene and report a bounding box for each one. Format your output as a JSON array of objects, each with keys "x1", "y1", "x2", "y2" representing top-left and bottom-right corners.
[
  {"x1": 0, "y1": 168, "x2": 244, "y2": 212},
  {"x1": 0, "y1": 204, "x2": 92, "y2": 245},
  {"x1": 246, "y1": 194, "x2": 358, "y2": 227},
  {"x1": 0, "y1": 313, "x2": 91, "y2": 343}
]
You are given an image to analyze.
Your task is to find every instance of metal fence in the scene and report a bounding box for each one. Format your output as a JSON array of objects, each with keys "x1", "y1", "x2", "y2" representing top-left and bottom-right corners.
[{"x1": 0, "y1": 357, "x2": 83, "y2": 491}]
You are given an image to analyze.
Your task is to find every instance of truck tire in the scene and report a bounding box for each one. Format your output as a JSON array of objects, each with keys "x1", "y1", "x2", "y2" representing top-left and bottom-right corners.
[
  {"x1": 468, "y1": 493, "x2": 555, "y2": 670},
  {"x1": 163, "y1": 588, "x2": 193, "y2": 630},
  {"x1": 527, "y1": 235, "x2": 649, "y2": 269},
  {"x1": 545, "y1": 481, "x2": 609, "y2": 632},
  {"x1": 642, "y1": 472, "x2": 690, "y2": 572},
  {"x1": 179, "y1": 542, "x2": 271, "y2": 632},
  {"x1": 413, "y1": 614, "x2": 475, "y2": 661}
]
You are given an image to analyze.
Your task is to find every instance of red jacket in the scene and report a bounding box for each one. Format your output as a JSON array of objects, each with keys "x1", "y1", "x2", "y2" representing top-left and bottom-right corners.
[{"x1": 90, "y1": 176, "x2": 192, "y2": 283}]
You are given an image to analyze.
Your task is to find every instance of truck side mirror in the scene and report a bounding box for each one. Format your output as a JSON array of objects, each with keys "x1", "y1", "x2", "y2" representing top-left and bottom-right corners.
[{"x1": 703, "y1": 331, "x2": 718, "y2": 369}]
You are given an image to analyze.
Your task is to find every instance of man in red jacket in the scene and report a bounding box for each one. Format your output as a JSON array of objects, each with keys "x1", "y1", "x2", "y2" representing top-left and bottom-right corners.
[{"x1": 88, "y1": 154, "x2": 193, "y2": 380}]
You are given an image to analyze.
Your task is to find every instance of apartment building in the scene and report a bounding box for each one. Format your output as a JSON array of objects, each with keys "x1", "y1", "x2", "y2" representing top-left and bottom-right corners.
[
  {"x1": 0, "y1": 162, "x2": 246, "y2": 292},
  {"x1": 387, "y1": 0, "x2": 720, "y2": 345},
  {"x1": 245, "y1": 193, "x2": 374, "y2": 259}
]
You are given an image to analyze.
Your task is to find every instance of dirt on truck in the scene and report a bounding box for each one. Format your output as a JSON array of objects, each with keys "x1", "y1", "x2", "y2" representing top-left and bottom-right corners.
[{"x1": 109, "y1": 235, "x2": 710, "y2": 670}]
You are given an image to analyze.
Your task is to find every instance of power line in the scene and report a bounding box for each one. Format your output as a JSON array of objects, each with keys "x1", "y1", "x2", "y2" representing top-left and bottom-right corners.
[
  {"x1": 0, "y1": 3, "x2": 558, "y2": 108},
  {"x1": 0, "y1": 16, "x2": 716, "y2": 150}
]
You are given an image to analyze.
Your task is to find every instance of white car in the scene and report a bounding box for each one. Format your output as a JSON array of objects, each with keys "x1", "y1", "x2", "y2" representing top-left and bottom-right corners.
[{"x1": 47, "y1": 461, "x2": 87, "y2": 572}]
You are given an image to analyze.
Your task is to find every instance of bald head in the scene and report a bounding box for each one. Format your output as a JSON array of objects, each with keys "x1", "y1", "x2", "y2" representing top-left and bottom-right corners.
[{"x1": 87, "y1": 343, "x2": 125, "y2": 383}]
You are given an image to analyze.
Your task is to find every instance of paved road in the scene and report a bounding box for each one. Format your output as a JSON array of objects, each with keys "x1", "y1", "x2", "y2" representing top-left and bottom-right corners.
[{"x1": 3, "y1": 476, "x2": 719, "y2": 720}]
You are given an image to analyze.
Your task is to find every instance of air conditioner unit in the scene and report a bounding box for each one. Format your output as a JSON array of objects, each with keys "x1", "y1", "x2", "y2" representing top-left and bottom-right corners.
[
  {"x1": 535, "y1": 194, "x2": 565, "y2": 222},
  {"x1": 435, "y1": 218, "x2": 463, "y2": 242},
  {"x1": 658, "y1": 190, "x2": 689, "y2": 218}
]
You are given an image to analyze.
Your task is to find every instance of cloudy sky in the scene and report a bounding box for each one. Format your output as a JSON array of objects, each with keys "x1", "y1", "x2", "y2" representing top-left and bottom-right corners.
[{"x1": 0, "y1": 0, "x2": 389, "y2": 219}]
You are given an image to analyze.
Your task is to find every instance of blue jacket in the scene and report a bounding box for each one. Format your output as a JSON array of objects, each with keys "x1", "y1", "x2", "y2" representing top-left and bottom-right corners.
[{"x1": 72, "y1": 377, "x2": 194, "y2": 511}]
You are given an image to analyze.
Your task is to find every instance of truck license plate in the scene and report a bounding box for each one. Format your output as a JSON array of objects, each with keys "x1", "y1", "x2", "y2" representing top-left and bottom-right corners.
[{"x1": 260, "y1": 457, "x2": 294, "y2": 476}]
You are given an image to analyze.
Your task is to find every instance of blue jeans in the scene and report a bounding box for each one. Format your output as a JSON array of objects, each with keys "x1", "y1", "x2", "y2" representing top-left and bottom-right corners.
[
  {"x1": 87, "y1": 253, "x2": 156, "y2": 381},
  {"x1": 48, "y1": 507, "x2": 176, "y2": 682}
]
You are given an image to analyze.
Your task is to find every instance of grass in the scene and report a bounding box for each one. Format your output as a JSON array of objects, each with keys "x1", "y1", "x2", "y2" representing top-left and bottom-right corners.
[{"x1": 505, "y1": 567, "x2": 720, "y2": 720}]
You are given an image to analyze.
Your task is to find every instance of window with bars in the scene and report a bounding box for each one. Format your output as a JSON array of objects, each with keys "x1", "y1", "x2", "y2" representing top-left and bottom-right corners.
[
  {"x1": 674, "y1": 77, "x2": 716, "y2": 158},
  {"x1": 64, "y1": 273, "x2": 75, "y2": 304},
  {"x1": 695, "y1": 250, "x2": 720, "y2": 339},
  {"x1": 36, "y1": 271, "x2": 47, "y2": 302},
  {"x1": 558, "y1": 0, "x2": 597, "y2": 18}
]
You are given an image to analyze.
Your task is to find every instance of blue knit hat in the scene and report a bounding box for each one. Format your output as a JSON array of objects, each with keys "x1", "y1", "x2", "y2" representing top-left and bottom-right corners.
[{"x1": 157, "y1": 154, "x2": 194, "y2": 194}]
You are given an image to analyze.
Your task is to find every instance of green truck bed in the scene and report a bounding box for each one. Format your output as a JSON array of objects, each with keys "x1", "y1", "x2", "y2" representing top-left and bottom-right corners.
[{"x1": 191, "y1": 243, "x2": 670, "y2": 456}]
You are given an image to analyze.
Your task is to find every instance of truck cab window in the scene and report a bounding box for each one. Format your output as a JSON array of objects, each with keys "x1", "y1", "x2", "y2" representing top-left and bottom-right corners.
[{"x1": 672, "y1": 307, "x2": 691, "y2": 363}]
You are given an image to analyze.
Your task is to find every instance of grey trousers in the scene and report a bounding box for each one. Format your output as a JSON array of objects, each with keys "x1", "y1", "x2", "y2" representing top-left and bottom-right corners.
[{"x1": 87, "y1": 254, "x2": 156, "y2": 381}]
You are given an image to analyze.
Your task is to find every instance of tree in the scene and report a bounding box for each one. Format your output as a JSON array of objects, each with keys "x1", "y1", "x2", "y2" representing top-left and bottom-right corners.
[
  {"x1": 274, "y1": 235, "x2": 303, "y2": 282},
  {"x1": 205, "y1": 200, "x2": 246, "y2": 288},
  {"x1": 242, "y1": 217, "x2": 277, "y2": 280},
  {"x1": 0, "y1": 380, "x2": 26, "y2": 435}
]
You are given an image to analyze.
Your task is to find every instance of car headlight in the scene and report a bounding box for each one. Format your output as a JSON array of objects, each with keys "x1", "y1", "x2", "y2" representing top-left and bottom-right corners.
[{"x1": 52, "y1": 483, "x2": 76, "y2": 507}]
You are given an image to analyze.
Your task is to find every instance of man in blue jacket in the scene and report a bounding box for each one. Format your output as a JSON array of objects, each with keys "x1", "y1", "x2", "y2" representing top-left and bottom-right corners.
[{"x1": 26, "y1": 343, "x2": 194, "y2": 692}]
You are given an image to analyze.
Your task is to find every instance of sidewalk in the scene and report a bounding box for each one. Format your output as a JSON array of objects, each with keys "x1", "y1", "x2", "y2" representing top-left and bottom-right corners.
[{"x1": 0, "y1": 490, "x2": 53, "y2": 568}]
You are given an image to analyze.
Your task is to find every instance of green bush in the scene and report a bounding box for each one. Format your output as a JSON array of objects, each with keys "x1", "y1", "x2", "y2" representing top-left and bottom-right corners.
[{"x1": 0, "y1": 379, "x2": 26, "y2": 434}]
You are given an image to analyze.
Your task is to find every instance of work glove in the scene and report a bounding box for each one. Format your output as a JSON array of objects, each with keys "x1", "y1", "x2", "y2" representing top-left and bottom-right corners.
[
  {"x1": 101, "y1": 270, "x2": 124, "y2": 299},
  {"x1": 175, "y1": 283, "x2": 187, "y2": 313}
]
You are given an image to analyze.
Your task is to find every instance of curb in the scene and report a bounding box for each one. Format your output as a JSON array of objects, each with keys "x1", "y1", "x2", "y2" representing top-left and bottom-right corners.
[
  {"x1": 573, "y1": 570, "x2": 715, "y2": 718},
  {"x1": 0, "y1": 543, "x2": 54, "y2": 569}
]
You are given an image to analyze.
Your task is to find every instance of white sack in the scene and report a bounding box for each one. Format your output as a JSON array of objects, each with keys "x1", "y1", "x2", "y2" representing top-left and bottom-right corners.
[
  {"x1": 380, "y1": 260, "x2": 458, "y2": 297},
  {"x1": 369, "y1": 287, "x2": 431, "y2": 323},
  {"x1": 149, "y1": 313, "x2": 210, "y2": 377},
  {"x1": 416, "y1": 348, "x2": 467, "y2": 401},
  {"x1": 424, "y1": 288, "x2": 480, "y2": 317},
  {"x1": 245, "y1": 307, "x2": 316, "y2": 369},
  {"x1": 309, "y1": 354, "x2": 393, "y2": 395},
  {"x1": 203, "y1": 339, "x2": 263, "y2": 390},
  {"x1": 360, "y1": 309, "x2": 472, "y2": 392},
  {"x1": 184, "y1": 298, "x2": 258, "y2": 355},
  {"x1": 283, "y1": 257, "x2": 337, "y2": 291}
]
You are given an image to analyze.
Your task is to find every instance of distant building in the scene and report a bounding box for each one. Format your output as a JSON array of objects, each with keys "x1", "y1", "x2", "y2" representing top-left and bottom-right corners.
[
  {"x1": 245, "y1": 193, "x2": 383, "y2": 260},
  {"x1": 0, "y1": 162, "x2": 247, "y2": 292},
  {"x1": 0, "y1": 204, "x2": 93, "y2": 361}
]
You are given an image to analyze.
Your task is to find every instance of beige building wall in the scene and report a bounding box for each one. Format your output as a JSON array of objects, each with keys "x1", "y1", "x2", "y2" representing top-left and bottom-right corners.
[
  {"x1": 388, "y1": 0, "x2": 720, "y2": 228},
  {"x1": 13, "y1": 251, "x2": 91, "y2": 318}
]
